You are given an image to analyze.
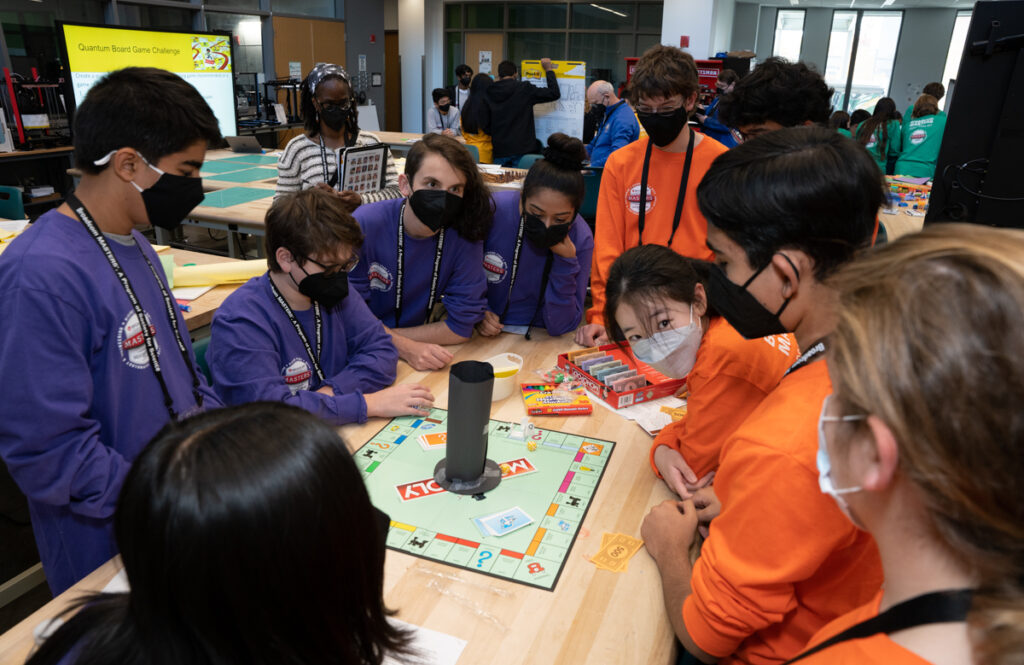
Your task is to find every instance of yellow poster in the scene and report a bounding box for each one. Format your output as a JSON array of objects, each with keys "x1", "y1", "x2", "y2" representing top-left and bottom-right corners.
[
  {"x1": 63, "y1": 25, "x2": 232, "y2": 73},
  {"x1": 520, "y1": 61, "x2": 587, "y2": 143}
]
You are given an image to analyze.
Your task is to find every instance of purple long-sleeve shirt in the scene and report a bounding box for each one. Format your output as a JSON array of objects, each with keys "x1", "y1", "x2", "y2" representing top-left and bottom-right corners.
[
  {"x1": 207, "y1": 273, "x2": 398, "y2": 425},
  {"x1": 349, "y1": 197, "x2": 487, "y2": 337},
  {"x1": 483, "y1": 190, "x2": 594, "y2": 336},
  {"x1": 0, "y1": 209, "x2": 220, "y2": 594}
]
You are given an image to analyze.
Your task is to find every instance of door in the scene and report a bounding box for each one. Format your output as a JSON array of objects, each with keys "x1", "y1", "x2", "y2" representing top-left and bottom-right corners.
[
  {"x1": 384, "y1": 31, "x2": 401, "y2": 131},
  {"x1": 465, "y1": 33, "x2": 505, "y2": 78}
]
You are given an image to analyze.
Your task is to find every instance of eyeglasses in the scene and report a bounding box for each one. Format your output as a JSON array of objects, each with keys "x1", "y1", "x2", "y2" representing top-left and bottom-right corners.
[
  {"x1": 635, "y1": 105, "x2": 685, "y2": 117},
  {"x1": 306, "y1": 254, "x2": 359, "y2": 275},
  {"x1": 819, "y1": 395, "x2": 867, "y2": 426},
  {"x1": 318, "y1": 99, "x2": 351, "y2": 113}
]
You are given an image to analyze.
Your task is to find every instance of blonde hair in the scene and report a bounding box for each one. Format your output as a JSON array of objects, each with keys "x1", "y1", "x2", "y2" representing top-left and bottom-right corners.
[
  {"x1": 912, "y1": 93, "x2": 940, "y2": 118},
  {"x1": 828, "y1": 224, "x2": 1024, "y2": 665}
]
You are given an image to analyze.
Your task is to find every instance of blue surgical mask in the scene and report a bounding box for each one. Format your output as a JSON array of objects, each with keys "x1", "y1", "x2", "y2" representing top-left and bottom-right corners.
[
  {"x1": 629, "y1": 304, "x2": 702, "y2": 378},
  {"x1": 817, "y1": 395, "x2": 867, "y2": 523}
]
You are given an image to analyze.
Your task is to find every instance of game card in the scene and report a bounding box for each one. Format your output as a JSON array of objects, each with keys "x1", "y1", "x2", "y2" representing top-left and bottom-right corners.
[
  {"x1": 580, "y1": 355, "x2": 613, "y2": 372},
  {"x1": 418, "y1": 432, "x2": 448, "y2": 450},
  {"x1": 603, "y1": 368, "x2": 637, "y2": 386},
  {"x1": 473, "y1": 506, "x2": 535, "y2": 537},
  {"x1": 611, "y1": 375, "x2": 647, "y2": 392},
  {"x1": 594, "y1": 363, "x2": 626, "y2": 381},
  {"x1": 588, "y1": 361, "x2": 620, "y2": 378}
]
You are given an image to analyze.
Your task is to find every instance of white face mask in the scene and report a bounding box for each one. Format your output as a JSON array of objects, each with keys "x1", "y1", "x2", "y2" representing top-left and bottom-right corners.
[
  {"x1": 817, "y1": 394, "x2": 867, "y2": 523},
  {"x1": 629, "y1": 304, "x2": 702, "y2": 378}
]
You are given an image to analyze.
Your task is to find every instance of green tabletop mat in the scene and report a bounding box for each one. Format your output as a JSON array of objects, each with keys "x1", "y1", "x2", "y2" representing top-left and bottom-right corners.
[
  {"x1": 205, "y1": 167, "x2": 277, "y2": 183},
  {"x1": 200, "y1": 187, "x2": 275, "y2": 208},
  {"x1": 219, "y1": 154, "x2": 280, "y2": 165}
]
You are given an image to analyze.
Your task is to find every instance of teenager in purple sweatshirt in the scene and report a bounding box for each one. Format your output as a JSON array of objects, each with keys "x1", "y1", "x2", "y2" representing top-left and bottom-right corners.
[
  {"x1": 480, "y1": 133, "x2": 594, "y2": 338},
  {"x1": 0, "y1": 68, "x2": 223, "y2": 595},
  {"x1": 207, "y1": 189, "x2": 434, "y2": 423},
  {"x1": 349, "y1": 134, "x2": 494, "y2": 370}
]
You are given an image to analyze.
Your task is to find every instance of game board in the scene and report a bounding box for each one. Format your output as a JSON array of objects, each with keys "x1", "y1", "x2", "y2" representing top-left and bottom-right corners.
[{"x1": 355, "y1": 409, "x2": 615, "y2": 591}]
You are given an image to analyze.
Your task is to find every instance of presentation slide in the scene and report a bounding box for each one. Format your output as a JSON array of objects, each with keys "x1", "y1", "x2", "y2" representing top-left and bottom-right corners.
[
  {"x1": 60, "y1": 23, "x2": 237, "y2": 138},
  {"x1": 522, "y1": 60, "x2": 586, "y2": 146}
]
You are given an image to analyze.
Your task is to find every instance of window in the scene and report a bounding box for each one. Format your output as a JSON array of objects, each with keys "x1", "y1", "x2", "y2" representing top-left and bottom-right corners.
[
  {"x1": 269, "y1": 0, "x2": 335, "y2": 17},
  {"x1": 940, "y1": 11, "x2": 972, "y2": 111},
  {"x1": 848, "y1": 11, "x2": 903, "y2": 113},
  {"x1": 465, "y1": 4, "x2": 504, "y2": 30},
  {"x1": 445, "y1": 4, "x2": 462, "y2": 29},
  {"x1": 508, "y1": 32, "x2": 566, "y2": 67},
  {"x1": 824, "y1": 10, "x2": 857, "y2": 112},
  {"x1": 636, "y1": 3, "x2": 661, "y2": 31},
  {"x1": 117, "y1": 5, "x2": 195, "y2": 30},
  {"x1": 772, "y1": 9, "x2": 804, "y2": 62},
  {"x1": 510, "y1": 4, "x2": 566, "y2": 30},
  {"x1": 571, "y1": 4, "x2": 633, "y2": 31},
  {"x1": 206, "y1": 12, "x2": 263, "y2": 73},
  {"x1": 206, "y1": 0, "x2": 261, "y2": 9},
  {"x1": 570, "y1": 32, "x2": 633, "y2": 86}
]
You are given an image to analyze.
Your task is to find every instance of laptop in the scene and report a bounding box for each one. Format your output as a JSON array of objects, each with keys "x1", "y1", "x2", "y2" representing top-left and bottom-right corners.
[{"x1": 225, "y1": 135, "x2": 264, "y2": 154}]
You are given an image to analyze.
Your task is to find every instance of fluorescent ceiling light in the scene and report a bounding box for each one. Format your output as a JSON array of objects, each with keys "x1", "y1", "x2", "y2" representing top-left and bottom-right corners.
[{"x1": 589, "y1": 4, "x2": 628, "y2": 18}]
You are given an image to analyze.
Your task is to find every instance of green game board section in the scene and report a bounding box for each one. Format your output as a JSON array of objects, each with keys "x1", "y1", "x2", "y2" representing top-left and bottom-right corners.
[
  {"x1": 200, "y1": 161, "x2": 251, "y2": 175},
  {"x1": 356, "y1": 410, "x2": 615, "y2": 591},
  {"x1": 205, "y1": 167, "x2": 277, "y2": 183},
  {"x1": 219, "y1": 154, "x2": 279, "y2": 165},
  {"x1": 200, "y1": 187, "x2": 275, "y2": 208}
]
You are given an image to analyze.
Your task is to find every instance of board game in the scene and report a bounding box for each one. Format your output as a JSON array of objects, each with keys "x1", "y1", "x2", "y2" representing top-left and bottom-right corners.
[{"x1": 355, "y1": 409, "x2": 615, "y2": 590}]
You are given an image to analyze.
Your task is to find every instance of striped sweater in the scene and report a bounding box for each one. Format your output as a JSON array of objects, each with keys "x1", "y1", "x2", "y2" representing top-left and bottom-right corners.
[{"x1": 275, "y1": 131, "x2": 402, "y2": 204}]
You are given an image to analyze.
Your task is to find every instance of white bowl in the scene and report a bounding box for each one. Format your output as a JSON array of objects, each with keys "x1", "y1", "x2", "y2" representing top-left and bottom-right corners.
[{"x1": 485, "y1": 352, "x2": 523, "y2": 401}]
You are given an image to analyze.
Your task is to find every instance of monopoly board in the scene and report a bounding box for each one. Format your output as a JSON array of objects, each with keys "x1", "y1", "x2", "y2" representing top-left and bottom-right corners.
[{"x1": 354, "y1": 409, "x2": 615, "y2": 590}]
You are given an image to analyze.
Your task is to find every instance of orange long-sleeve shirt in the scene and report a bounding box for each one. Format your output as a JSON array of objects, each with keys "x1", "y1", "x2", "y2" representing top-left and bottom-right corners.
[
  {"x1": 684, "y1": 358, "x2": 883, "y2": 665},
  {"x1": 649, "y1": 317, "x2": 798, "y2": 480},
  {"x1": 587, "y1": 134, "x2": 727, "y2": 325},
  {"x1": 794, "y1": 592, "x2": 931, "y2": 664}
]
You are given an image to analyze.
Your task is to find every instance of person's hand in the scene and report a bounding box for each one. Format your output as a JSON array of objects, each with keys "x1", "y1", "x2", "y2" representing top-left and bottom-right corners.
[
  {"x1": 398, "y1": 338, "x2": 454, "y2": 371},
  {"x1": 365, "y1": 383, "x2": 435, "y2": 418},
  {"x1": 476, "y1": 311, "x2": 503, "y2": 337},
  {"x1": 641, "y1": 499, "x2": 699, "y2": 564},
  {"x1": 550, "y1": 235, "x2": 576, "y2": 259},
  {"x1": 337, "y1": 189, "x2": 363, "y2": 212},
  {"x1": 442, "y1": 128, "x2": 455, "y2": 137},
  {"x1": 654, "y1": 446, "x2": 699, "y2": 498},
  {"x1": 692, "y1": 486, "x2": 722, "y2": 539},
  {"x1": 541, "y1": 58, "x2": 554, "y2": 72},
  {"x1": 574, "y1": 323, "x2": 608, "y2": 347},
  {"x1": 696, "y1": 113, "x2": 707, "y2": 123}
]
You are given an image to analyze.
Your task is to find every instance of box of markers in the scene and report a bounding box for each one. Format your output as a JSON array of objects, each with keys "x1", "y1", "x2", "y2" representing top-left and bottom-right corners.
[
  {"x1": 520, "y1": 382, "x2": 593, "y2": 415},
  {"x1": 557, "y1": 344, "x2": 686, "y2": 409}
]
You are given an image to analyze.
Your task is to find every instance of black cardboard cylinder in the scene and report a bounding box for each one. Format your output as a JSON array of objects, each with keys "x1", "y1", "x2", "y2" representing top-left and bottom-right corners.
[{"x1": 444, "y1": 361, "x2": 494, "y2": 480}]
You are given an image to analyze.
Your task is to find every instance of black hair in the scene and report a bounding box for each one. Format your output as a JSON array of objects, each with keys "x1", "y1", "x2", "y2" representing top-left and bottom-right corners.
[
  {"x1": 697, "y1": 125, "x2": 883, "y2": 280},
  {"x1": 460, "y1": 73, "x2": 493, "y2": 134},
  {"x1": 829, "y1": 111, "x2": 851, "y2": 131},
  {"x1": 26, "y1": 403, "x2": 412, "y2": 665},
  {"x1": 605, "y1": 245, "x2": 717, "y2": 343},
  {"x1": 522, "y1": 133, "x2": 587, "y2": 212},
  {"x1": 405, "y1": 133, "x2": 494, "y2": 242},
  {"x1": 455, "y1": 64, "x2": 473, "y2": 78},
  {"x1": 849, "y1": 109, "x2": 871, "y2": 126},
  {"x1": 856, "y1": 97, "x2": 898, "y2": 150},
  {"x1": 300, "y1": 67, "x2": 359, "y2": 143},
  {"x1": 717, "y1": 69, "x2": 739, "y2": 86},
  {"x1": 497, "y1": 60, "x2": 517, "y2": 78},
  {"x1": 74, "y1": 67, "x2": 221, "y2": 175},
  {"x1": 432, "y1": 87, "x2": 450, "y2": 104},
  {"x1": 718, "y1": 57, "x2": 833, "y2": 129},
  {"x1": 922, "y1": 81, "x2": 945, "y2": 101}
]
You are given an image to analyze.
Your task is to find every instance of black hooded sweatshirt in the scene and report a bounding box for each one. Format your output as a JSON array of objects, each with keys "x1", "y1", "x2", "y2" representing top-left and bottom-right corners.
[{"x1": 480, "y1": 70, "x2": 561, "y2": 159}]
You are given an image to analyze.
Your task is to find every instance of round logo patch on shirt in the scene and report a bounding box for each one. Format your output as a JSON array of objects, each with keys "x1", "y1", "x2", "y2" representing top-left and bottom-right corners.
[
  {"x1": 910, "y1": 129, "x2": 927, "y2": 146},
  {"x1": 626, "y1": 183, "x2": 656, "y2": 215},
  {"x1": 282, "y1": 358, "x2": 312, "y2": 394},
  {"x1": 866, "y1": 134, "x2": 878, "y2": 149},
  {"x1": 117, "y1": 310, "x2": 160, "y2": 370},
  {"x1": 368, "y1": 262, "x2": 393, "y2": 292},
  {"x1": 483, "y1": 251, "x2": 507, "y2": 284}
]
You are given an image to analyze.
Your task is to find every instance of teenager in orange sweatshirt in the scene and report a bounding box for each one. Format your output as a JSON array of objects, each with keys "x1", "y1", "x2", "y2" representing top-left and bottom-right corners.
[
  {"x1": 787, "y1": 225, "x2": 1024, "y2": 665},
  {"x1": 641, "y1": 127, "x2": 885, "y2": 665},
  {"x1": 602, "y1": 245, "x2": 796, "y2": 494},
  {"x1": 575, "y1": 45, "x2": 727, "y2": 348}
]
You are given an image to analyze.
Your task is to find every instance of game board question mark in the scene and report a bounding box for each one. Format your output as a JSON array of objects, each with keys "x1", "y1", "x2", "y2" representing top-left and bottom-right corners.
[{"x1": 476, "y1": 550, "x2": 493, "y2": 568}]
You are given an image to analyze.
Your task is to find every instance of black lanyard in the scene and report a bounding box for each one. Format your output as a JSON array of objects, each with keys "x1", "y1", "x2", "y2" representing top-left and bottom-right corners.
[
  {"x1": 268, "y1": 274, "x2": 325, "y2": 384},
  {"x1": 67, "y1": 192, "x2": 203, "y2": 420},
  {"x1": 637, "y1": 127, "x2": 695, "y2": 247},
  {"x1": 395, "y1": 200, "x2": 446, "y2": 327},
  {"x1": 319, "y1": 137, "x2": 339, "y2": 190},
  {"x1": 784, "y1": 338, "x2": 826, "y2": 377},
  {"x1": 499, "y1": 213, "x2": 526, "y2": 320},
  {"x1": 785, "y1": 589, "x2": 973, "y2": 664},
  {"x1": 438, "y1": 109, "x2": 452, "y2": 130},
  {"x1": 524, "y1": 253, "x2": 554, "y2": 341}
]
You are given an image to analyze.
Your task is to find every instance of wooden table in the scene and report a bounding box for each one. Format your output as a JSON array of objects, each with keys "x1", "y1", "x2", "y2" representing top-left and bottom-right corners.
[
  {"x1": 0, "y1": 331, "x2": 675, "y2": 665},
  {"x1": 375, "y1": 130, "x2": 425, "y2": 156},
  {"x1": 165, "y1": 247, "x2": 248, "y2": 333},
  {"x1": 879, "y1": 209, "x2": 925, "y2": 241}
]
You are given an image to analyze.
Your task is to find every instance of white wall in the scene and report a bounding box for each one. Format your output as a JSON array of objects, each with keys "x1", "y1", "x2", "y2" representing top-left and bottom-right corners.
[
  {"x1": 662, "y1": 0, "x2": 715, "y2": 59},
  {"x1": 399, "y1": 0, "x2": 425, "y2": 131},
  {"x1": 711, "y1": 0, "x2": 736, "y2": 56}
]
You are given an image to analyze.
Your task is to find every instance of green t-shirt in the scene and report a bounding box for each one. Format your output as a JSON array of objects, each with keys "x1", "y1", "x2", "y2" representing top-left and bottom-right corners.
[
  {"x1": 837, "y1": 127, "x2": 852, "y2": 138},
  {"x1": 895, "y1": 112, "x2": 947, "y2": 178},
  {"x1": 856, "y1": 119, "x2": 902, "y2": 172}
]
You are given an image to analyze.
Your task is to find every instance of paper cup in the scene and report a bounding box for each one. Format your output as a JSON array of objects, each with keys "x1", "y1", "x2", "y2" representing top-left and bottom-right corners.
[{"x1": 485, "y1": 352, "x2": 523, "y2": 401}]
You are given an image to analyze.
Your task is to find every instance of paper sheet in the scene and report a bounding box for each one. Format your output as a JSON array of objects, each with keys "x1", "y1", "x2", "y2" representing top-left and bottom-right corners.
[
  {"x1": 385, "y1": 619, "x2": 467, "y2": 665},
  {"x1": 101, "y1": 569, "x2": 130, "y2": 594},
  {"x1": 173, "y1": 261, "x2": 265, "y2": 287},
  {"x1": 172, "y1": 285, "x2": 214, "y2": 301},
  {"x1": 589, "y1": 391, "x2": 685, "y2": 436},
  {"x1": 200, "y1": 187, "x2": 275, "y2": 208}
]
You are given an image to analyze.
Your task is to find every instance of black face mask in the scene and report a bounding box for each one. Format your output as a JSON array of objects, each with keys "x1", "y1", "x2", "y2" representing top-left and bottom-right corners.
[
  {"x1": 293, "y1": 262, "x2": 350, "y2": 309},
  {"x1": 409, "y1": 189, "x2": 464, "y2": 232},
  {"x1": 523, "y1": 212, "x2": 572, "y2": 248},
  {"x1": 707, "y1": 261, "x2": 793, "y2": 339},
  {"x1": 438, "y1": 103, "x2": 451, "y2": 113},
  {"x1": 132, "y1": 160, "x2": 205, "y2": 231},
  {"x1": 460, "y1": 76, "x2": 471, "y2": 86},
  {"x1": 319, "y1": 104, "x2": 348, "y2": 131},
  {"x1": 637, "y1": 106, "x2": 690, "y2": 148},
  {"x1": 589, "y1": 103, "x2": 606, "y2": 119}
]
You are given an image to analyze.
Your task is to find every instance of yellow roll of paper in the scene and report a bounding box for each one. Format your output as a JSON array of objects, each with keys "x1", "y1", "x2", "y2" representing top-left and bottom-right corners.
[{"x1": 173, "y1": 261, "x2": 265, "y2": 287}]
